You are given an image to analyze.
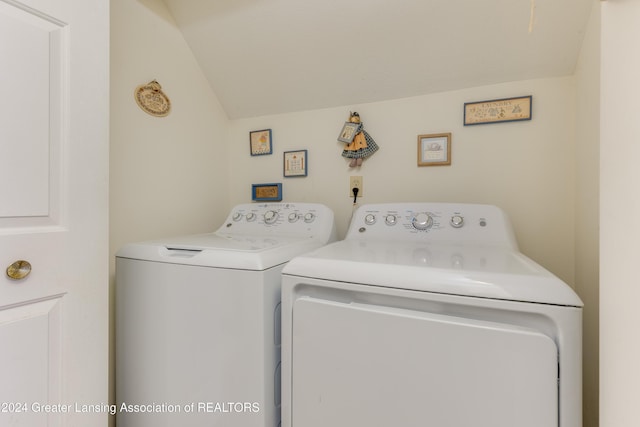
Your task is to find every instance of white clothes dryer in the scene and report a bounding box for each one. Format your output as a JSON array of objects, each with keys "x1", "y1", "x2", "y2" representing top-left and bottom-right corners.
[
  {"x1": 116, "y1": 203, "x2": 336, "y2": 427},
  {"x1": 281, "y1": 203, "x2": 582, "y2": 427}
]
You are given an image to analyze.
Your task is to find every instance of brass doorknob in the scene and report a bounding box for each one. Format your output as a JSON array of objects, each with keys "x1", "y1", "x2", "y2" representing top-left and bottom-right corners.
[{"x1": 6, "y1": 260, "x2": 31, "y2": 280}]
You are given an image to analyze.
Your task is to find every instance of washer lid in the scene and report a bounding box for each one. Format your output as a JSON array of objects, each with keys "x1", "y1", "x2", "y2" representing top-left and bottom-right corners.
[
  {"x1": 116, "y1": 232, "x2": 327, "y2": 270},
  {"x1": 282, "y1": 239, "x2": 583, "y2": 307}
]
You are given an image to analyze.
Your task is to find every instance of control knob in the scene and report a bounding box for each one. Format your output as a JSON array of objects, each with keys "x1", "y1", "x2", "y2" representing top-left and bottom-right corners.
[
  {"x1": 411, "y1": 212, "x2": 433, "y2": 230},
  {"x1": 364, "y1": 214, "x2": 376, "y2": 225},
  {"x1": 246, "y1": 213, "x2": 256, "y2": 222},
  {"x1": 232, "y1": 212, "x2": 243, "y2": 222},
  {"x1": 385, "y1": 215, "x2": 397, "y2": 226},
  {"x1": 264, "y1": 210, "x2": 278, "y2": 224},
  {"x1": 288, "y1": 213, "x2": 299, "y2": 223},
  {"x1": 450, "y1": 215, "x2": 464, "y2": 228},
  {"x1": 303, "y1": 212, "x2": 316, "y2": 223}
]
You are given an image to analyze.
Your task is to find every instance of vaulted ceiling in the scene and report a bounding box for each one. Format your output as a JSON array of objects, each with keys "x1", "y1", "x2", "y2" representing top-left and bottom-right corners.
[{"x1": 162, "y1": 0, "x2": 594, "y2": 119}]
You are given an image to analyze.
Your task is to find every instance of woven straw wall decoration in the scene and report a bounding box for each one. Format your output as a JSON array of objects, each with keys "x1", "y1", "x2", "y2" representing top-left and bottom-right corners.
[{"x1": 134, "y1": 80, "x2": 171, "y2": 117}]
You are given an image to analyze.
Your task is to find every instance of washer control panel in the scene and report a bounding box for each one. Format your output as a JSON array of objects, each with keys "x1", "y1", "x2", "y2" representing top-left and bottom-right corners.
[
  {"x1": 346, "y1": 203, "x2": 518, "y2": 248},
  {"x1": 220, "y1": 203, "x2": 336, "y2": 240}
]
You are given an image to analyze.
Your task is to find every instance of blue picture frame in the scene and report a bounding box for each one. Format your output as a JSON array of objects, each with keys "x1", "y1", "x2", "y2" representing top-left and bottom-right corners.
[
  {"x1": 251, "y1": 183, "x2": 283, "y2": 202},
  {"x1": 283, "y1": 150, "x2": 308, "y2": 177},
  {"x1": 249, "y1": 129, "x2": 273, "y2": 156}
]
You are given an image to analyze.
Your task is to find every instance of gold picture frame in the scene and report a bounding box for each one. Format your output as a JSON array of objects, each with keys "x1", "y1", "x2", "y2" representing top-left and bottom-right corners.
[{"x1": 417, "y1": 133, "x2": 451, "y2": 167}]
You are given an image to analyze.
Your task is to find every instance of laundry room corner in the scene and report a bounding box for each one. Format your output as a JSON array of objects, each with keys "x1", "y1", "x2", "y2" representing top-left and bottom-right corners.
[{"x1": 573, "y1": 2, "x2": 601, "y2": 425}]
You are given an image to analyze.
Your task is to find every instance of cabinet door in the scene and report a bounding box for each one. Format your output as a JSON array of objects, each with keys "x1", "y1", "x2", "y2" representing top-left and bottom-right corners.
[{"x1": 292, "y1": 297, "x2": 558, "y2": 427}]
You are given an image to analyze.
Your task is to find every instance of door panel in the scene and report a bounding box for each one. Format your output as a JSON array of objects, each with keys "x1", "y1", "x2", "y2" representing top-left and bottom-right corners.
[
  {"x1": 0, "y1": 298, "x2": 62, "y2": 426},
  {"x1": 292, "y1": 297, "x2": 558, "y2": 427},
  {"x1": 0, "y1": 0, "x2": 108, "y2": 425},
  {"x1": 0, "y1": 0, "x2": 64, "y2": 225}
]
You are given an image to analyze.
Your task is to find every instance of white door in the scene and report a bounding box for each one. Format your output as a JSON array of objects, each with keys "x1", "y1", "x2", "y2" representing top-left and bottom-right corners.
[
  {"x1": 0, "y1": 0, "x2": 108, "y2": 425},
  {"x1": 292, "y1": 297, "x2": 559, "y2": 427}
]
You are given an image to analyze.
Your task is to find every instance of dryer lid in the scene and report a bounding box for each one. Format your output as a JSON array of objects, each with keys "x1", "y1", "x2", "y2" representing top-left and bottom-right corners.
[{"x1": 282, "y1": 239, "x2": 583, "y2": 307}]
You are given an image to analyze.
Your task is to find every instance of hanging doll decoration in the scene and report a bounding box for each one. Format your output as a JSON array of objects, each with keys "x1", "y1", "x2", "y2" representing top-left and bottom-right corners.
[{"x1": 338, "y1": 112, "x2": 379, "y2": 167}]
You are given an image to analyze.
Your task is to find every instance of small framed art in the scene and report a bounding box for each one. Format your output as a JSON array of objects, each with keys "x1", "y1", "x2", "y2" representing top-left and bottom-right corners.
[
  {"x1": 250, "y1": 129, "x2": 273, "y2": 156},
  {"x1": 463, "y1": 95, "x2": 532, "y2": 126},
  {"x1": 337, "y1": 122, "x2": 360, "y2": 143},
  {"x1": 418, "y1": 133, "x2": 451, "y2": 167},
  {"x1": 283, "y1": 150, "x2": 308, "y2": 177},
  {"x1": 251, "y1": 183, "x2": 283, "y2": 202}
]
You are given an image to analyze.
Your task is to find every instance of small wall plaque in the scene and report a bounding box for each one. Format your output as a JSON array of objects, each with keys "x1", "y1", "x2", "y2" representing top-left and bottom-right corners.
[
  {"x1": 252, "y1": 183, "x2": 283, "y2": 202},
  {"x1": 464, "y1": 95, "x2": 532, "y2": 126},
  {"x1": 134, "y1": 80, "x2": 171, "y2": 117}
]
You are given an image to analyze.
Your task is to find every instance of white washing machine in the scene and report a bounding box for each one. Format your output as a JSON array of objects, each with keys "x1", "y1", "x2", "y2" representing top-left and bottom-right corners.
[
  {"x1": 281, "y1": 203, "x2": 582, "y2": 427},
  {"x1": 116, "y1": 203, "x2": 336, "y2": 427}
]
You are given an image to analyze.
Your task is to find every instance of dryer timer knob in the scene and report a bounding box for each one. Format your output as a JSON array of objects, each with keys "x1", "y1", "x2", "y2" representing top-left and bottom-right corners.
[{"x1": 412, "y1": 213, "x2": 433, "y2": 230}]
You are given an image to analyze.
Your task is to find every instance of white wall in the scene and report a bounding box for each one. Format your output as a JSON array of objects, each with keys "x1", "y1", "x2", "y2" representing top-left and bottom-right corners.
[
  {"x1": 109, "y1": 0, "x2": 230, "y2": 422},
  {"x1": 600, "y1": 2, "x2": 640, "y2": 426},
  {"x1": 574, "y1": 2, "x2": 600, "y2": 426},
  {"x1": 228, "y1": 77, "x2": 577, "y2": 284},
  {"x1": 110, "y1": 0, "x2": 230, "y2": 250}
]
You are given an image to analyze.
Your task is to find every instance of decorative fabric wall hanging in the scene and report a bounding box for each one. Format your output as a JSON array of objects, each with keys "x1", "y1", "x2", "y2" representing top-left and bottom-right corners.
[
  {"x1": 337, "y1": 112, "x2": 379, "y2": 167},
  {"x1": 134, "y1": 80, "x2": 171, "y2": 117}
]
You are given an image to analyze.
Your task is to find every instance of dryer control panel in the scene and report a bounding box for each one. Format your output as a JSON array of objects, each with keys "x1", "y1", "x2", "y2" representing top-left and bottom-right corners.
[
  {"x1": 220, "y1": 203, "x2": 337, "y2": 241},
  {"x1": 346, "y1": 203, "x2": 518, "y2": 249}
]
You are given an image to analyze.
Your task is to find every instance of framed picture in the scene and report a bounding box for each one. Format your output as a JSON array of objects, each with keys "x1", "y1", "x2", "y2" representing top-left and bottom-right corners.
[
  {"x1": 337, "y1": 122, "x2": 361, "y2": 143},
  {"x1": 463, "y1": 95, "x2": 532, "y2": 126},
  {"x1": 417, "y1": 133, "x2": 451, "y2": 167},
  {"x1": 250, "y1": 129, "x2": 273, "y2": 156},
  {"x1": 283, "y1": 150, "x2": 308, "y2": 177},
  {"x1": 251, "y1": 183, "x2": 283, "y2": 202}
]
